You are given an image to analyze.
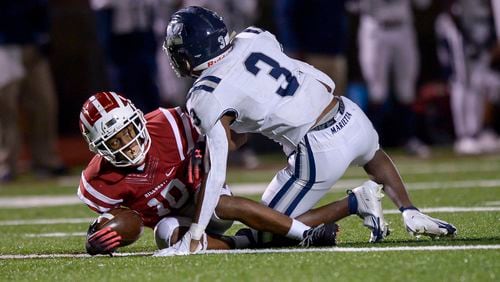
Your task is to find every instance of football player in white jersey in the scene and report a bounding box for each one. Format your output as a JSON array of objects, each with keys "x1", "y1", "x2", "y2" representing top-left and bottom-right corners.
[
  {"x1": 353, "y1": 0, "x2": 431, "y2": 157},
  {"x1": 158, "y1": 6, "x2": 457, "y2": 256},
  {"x1": 435, "y1": 0, "x2": 500, "y2": 155}
]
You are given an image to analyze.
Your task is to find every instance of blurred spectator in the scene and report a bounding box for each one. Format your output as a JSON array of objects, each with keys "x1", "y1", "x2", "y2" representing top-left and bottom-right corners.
[
  {"x1": 90, "y1": 0, "x2": 160, "y2": 113},
  {"x1": 435, "y1": 0, "x2": 500, "y2": 155},
  {"x1": 274, "y1": 0, "x2": 349, "y2": 96},
  {"x1": 0, "y1": 0, "x2": 67, "y2": 182},
  {"x1": 353, "y1": 0, "x2": 431, "y2": 158}
]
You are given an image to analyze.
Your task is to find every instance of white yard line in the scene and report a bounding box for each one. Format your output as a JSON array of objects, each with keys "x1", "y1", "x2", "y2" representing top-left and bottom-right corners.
[
  {"x1": 24, "y1": 232, "x2": 86, "y2": 237},
  {"x1": 0, "y1": 196, "x2": 82, "y2": 208},
  {"x1": 228, "y1": 179, "x2": 500, "y2": 196},
  {"x1": 6, "y1": 178, "x2": 500, "y2": 209},
  {"x1": 1, "y1": 206, "x2": 498, "y2": 227},
  {"x1": 55, "y1": 158, "x2": 500, "y2": 187},
  {"x1": 0, "y1": 218, "x2": 93, "y2": 226},
  {"x1": 384, "y1": 206, "x2": 500, "y2": 214},
  {"x1": 1, "y1": 245, "x2": 499, "y2": 259}
]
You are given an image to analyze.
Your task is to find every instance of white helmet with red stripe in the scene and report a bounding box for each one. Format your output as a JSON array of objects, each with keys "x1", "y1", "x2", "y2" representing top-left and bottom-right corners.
[{"x1": 79, "y1": 92, "x2": 151, "y2": 167}]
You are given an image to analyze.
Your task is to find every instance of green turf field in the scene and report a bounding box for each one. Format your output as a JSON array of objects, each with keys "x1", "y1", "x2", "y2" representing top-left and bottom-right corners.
[{"x1": 0, "y1": 150, "x2": 499, "y2": 281}]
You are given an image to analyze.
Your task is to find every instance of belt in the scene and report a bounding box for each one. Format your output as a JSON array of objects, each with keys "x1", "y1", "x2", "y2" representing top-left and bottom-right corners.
[
  {"x1": 379, "y1": 19, "x2": 404, "y2": 29},
  {"x1": 310, "y1": 98, "x2": 345, "y2": 131}
]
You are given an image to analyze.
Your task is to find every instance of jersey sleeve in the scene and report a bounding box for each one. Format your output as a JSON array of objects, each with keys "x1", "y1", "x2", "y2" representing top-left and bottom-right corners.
[
  {"x1": 77, "y1": 171, "x2": 124, "y2": 214},
  {"x1": 186, "y1": 77, "x2": 226, "y2": 135}
]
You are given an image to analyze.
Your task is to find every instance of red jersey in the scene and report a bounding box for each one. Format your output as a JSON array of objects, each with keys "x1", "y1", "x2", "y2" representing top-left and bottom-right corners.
[{"x1": 78, "y1": 107, "x2": 200, "y2": 228}]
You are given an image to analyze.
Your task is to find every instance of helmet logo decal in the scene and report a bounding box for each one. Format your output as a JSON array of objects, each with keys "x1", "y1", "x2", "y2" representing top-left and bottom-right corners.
[{"x1": 105, "y1": 118, "x2": 117, "y2": 128}]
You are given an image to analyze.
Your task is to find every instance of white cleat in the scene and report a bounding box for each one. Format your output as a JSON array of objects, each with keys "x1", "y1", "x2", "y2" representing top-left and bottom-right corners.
[
  {"x1": 349, "y1": 180, "x2": 390, "y2": 243},
  {"x1": 454, "y1": 137, "x2": 481, "y2": 155},
  {"x1": 402, "y1": 208, "x2": 457, "y2": 238}
]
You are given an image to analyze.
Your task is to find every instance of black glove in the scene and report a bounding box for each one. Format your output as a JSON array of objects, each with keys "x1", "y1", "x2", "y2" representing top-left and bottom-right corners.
[{"x1": 85, "y1": 219, "x2": 121, "y2": 256}]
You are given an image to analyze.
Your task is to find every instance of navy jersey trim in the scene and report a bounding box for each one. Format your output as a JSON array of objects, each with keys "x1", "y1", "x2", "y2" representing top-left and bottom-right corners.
[{"x1": 243, "y1": 27, "x2": 264, "y2": 34}]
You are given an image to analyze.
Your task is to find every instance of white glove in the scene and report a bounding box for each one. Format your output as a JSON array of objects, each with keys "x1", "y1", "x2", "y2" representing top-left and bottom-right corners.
[
  {"x1": 152, "y1": 231, "x2": 207, "y2": 257},
  {"x1": 402, "y1": 209, "x2": 457, "y2": 238}
]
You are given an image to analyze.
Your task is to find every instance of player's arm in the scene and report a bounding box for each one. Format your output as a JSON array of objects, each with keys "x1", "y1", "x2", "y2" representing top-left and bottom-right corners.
[
  {"x1": 77, "y1": 176, "x2": 123, "y2": 255},
  {"x1": 186, "y1": 118, "x2": 230, "y2": 252},
  {"x1": 220, "y1": 113, "x2": 247, "y2": 151}
]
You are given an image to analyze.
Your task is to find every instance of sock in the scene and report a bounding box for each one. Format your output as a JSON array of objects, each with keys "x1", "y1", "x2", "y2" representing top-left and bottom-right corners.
[
  {"x1": 229, "y1": 228, "x2": 259, "y2": 249},
  {"x1": 286, "y1": 219, "x2": 310, "y2": 240},
  {"x1": 230, "y1": 235, "x2": 252, "y2": 249},
  {"x1": 347, "y1": 192, "x2": 358, "y2": 215}
]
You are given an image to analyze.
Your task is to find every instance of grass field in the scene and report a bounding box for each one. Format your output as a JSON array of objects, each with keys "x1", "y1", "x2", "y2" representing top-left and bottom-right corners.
[{"x1": 0, "y1": 149, "x2": 499, "y2": 281}]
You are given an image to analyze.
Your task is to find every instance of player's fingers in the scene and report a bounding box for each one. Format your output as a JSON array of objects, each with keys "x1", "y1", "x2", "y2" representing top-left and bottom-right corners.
[
  {"x1": 90, "y1": 231, "x2": 117, "y2": 245},
  {"x1": 88, "y1": 227, "x2": 113, "y2": 241},
  {"x1": 101, "y1": 234, "x2": 121, "y2": 245},
  {"x1": 104, "y1": 240, "x2": 121, "y2": 252},
  {"x1": 88, "y1": 230, "x2": 109, "y2": 242},
  {"x1": 95, "y1": 231, "x2": 119, "y2": 244}
]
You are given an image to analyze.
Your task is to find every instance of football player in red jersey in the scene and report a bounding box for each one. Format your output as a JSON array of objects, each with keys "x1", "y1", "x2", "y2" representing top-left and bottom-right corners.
[{"x1": 79, "y1": 92, "x2": 344, "y2": 256}]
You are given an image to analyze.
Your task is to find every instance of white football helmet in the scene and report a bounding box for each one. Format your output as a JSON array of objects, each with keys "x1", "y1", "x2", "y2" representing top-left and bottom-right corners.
[{"x1": 79, "y1": 92, "x2": 151, "y2": 167}]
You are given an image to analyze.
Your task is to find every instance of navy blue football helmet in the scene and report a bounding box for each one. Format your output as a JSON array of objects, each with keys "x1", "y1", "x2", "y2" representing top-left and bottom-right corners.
[{"x1": 163, "y1": 6, "x2": 231, "y2": 77}]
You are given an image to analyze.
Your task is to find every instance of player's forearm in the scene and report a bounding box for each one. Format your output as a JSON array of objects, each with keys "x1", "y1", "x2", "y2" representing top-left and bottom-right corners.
[
  {"x1": 191, "y1": 122, "x2": 229, "y2": 239},
  {"x1": 229, "y1": 131, "x2": 248, "y2": 151}
]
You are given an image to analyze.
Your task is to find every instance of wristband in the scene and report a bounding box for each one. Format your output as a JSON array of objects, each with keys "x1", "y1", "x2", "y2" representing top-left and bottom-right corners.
[
  {"x1": 399, "y1": 206, "x2": 419, "y2": 212},
  {"x1": 188, "y1": 223, "x2": 206, "y2": 240}
]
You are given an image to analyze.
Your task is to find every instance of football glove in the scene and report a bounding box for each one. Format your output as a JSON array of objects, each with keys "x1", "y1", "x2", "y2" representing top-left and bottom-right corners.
[
  {"x1": 153, "y1": 230, "x2": 207, "y2": 257},
  {"x1": 187, "y1": 140, "x2": 206, "y2": 184},
  {"x1": 402, "y1": 208, "x2": 457, "y2": 238},
  {"x1": 85, "y1": 220, "x2": 122, "y2": 256}
]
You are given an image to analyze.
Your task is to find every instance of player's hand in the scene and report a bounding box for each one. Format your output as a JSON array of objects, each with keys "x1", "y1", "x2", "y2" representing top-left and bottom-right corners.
[
  {"x1": 152, "y1": 231, "x2": 207, "y2": 257},
  {"x1": 188, "y1": 140, "x2": 205, "y2": 184},
  {"x1": 402, "y1": 209, "x2": 457, "y2": 238},
  {"x1": 86, "y1": 227, "x2": 122, "y2": 256}
]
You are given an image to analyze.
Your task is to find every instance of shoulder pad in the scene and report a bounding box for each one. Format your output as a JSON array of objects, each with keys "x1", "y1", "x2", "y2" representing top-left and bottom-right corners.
[
  {"x1": 187, "y1": 75, "x2": 222, "y2": 100},
  {"x1": 242, "y1": 26, "x2": 265, "y2": 34}
]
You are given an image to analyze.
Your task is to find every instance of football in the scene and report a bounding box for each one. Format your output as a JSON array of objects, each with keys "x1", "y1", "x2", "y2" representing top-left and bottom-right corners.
[{"x1": 95, "y1": 207, "x2": 144, "y2": 246}]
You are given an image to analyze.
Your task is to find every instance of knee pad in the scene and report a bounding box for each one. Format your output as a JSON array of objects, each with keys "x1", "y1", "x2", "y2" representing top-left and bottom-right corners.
[{"x1": 154, "y1": 216, "x2": 191, "y2": 249}]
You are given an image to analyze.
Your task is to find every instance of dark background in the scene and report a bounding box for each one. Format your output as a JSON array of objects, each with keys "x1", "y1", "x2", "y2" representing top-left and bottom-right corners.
[{"x1": 46, "y1": 0, "x2": 496, "y2": 152}]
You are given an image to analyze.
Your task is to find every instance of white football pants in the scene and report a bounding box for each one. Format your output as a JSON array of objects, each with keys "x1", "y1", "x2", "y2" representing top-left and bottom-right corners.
[{"x1": 261, "y1": 97, "x2": 380, "y2": 217}]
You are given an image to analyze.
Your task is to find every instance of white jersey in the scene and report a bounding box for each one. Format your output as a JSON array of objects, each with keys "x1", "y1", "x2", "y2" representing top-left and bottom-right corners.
[
  {"x1": 186, "y1": 27, "x2": 335, "y2": 149},
  {"x1": 359, "y1": 0, "x2": 413, "y2": 24},
  {"x1": 357, "y1": 0, "x2": 430, "y2": 25}
]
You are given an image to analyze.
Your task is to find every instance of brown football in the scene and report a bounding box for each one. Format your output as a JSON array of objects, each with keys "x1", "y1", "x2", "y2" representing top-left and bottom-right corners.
[{"x1": 95, "y1": 207, "x2": 144, "y2": 247}]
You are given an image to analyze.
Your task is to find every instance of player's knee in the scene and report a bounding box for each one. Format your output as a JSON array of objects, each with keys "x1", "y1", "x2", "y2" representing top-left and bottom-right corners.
[
  {"x1": 215, "y1": 195, "x2": 240, "y2": 219},
  {"x1": 154, "y1": 217, "x2": 190, "y2": 249}
]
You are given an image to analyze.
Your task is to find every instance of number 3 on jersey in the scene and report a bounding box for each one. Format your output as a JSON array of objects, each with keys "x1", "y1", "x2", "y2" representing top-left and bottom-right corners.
[{"x1": 244, "y1": 52, "x2": 299, "y2": 97}]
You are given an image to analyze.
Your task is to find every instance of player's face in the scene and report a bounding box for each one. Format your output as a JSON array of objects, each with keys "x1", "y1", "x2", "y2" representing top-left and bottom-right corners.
[{"x1": 106, "y1": 124, "x2": 141, "y2": 160}]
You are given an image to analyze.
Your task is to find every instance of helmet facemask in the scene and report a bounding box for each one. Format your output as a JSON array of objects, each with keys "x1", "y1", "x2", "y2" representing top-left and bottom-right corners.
[{"x1": 94, "y1": 114, "x2": 151, "y2": 167}]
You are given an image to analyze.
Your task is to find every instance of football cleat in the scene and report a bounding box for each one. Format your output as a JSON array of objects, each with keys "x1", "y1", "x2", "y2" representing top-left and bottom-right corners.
[
  {"x1": 348, "y1": 180, "x2": 390, "y2": 243},
  {"x1": 299, "y1": 222, "x2": 338, "y2": 247},
  {"x1": 402, "y1": 208, "x2": 457, "y2": 238}
]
